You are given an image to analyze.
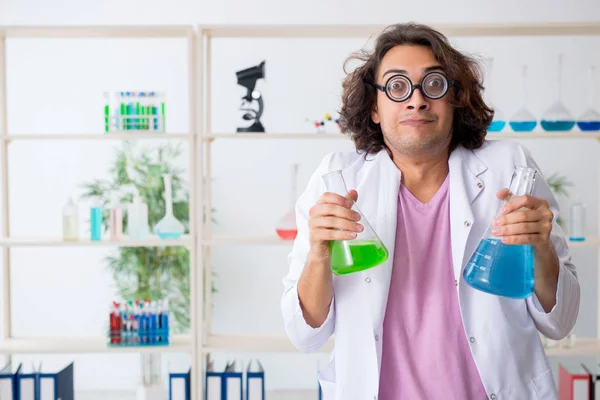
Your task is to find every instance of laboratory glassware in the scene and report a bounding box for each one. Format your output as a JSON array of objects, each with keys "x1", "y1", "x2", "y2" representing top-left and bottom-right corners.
[
  {"x1": 154, "y1": 173, "x2": 184, "y2": 240},
  {"x1": 541, "y1": 54, "x2": 575, "y2": 131},
  {"x1": 275, "y1": 163, "x2": 299, "y2": 240},
  {"x1": 509, "y1": 65, "x2": 538, "y2": 132}
]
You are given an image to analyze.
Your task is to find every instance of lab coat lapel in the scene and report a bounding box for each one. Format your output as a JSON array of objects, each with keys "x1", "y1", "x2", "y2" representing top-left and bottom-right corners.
[
  {"x1": 360, "y1": 151, "x2": 401, "y2": 331},
  {"x1": 449, "y1": 146, "x2": 486, "y2": 283}
]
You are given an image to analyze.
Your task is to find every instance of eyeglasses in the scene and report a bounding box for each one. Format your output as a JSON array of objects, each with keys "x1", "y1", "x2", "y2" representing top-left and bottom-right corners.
[{"x1": 374, "y1": 71, "x2": 455, "y2": 102}]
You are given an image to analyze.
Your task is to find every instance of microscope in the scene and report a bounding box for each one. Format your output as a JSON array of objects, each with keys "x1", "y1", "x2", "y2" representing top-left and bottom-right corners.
[{"x1": 236, "y1": 61, "x2": 266, "y2": 133}]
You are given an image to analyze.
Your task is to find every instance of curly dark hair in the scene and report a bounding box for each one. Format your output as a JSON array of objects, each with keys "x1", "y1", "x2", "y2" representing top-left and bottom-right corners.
[{"x1": 339, "y1": 22, "x2": 493, "y2": 155}]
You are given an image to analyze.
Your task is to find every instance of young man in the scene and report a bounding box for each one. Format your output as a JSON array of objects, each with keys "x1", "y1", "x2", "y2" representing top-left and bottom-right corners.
[{"x1": 281, "y1": 23, "x2": 580, "y2": 399}]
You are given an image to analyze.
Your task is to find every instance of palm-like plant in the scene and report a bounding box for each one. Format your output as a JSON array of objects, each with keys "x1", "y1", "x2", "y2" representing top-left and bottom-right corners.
[{"x1": 80, "y1": 142, "x2": 192, "y2": 332}]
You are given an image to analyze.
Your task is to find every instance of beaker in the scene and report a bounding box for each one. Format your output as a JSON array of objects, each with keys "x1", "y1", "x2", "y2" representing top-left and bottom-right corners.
[
  {"x1": 275, "y1": 163, "x2": 299, "y2": 240},
  {"x1": 509, "y1": 65, "x2": 538, "y2": 132},
  {"x1": 154, "y1": 173, "x2": 185, "y2": 240},
  {"x1": 485, "y1": 58, "x2": 506, "y2": 132},
  {"x1": 577, "y1": 65, "x2": 600, "y2": 131},
  {"x1": 541, "y1": 54, "x2": 575, "y2": 132},
  {"x1": 322, "y1": 170, "x2": 388, "y2": 275},
  {"x1": 463, "y1": 166, "x2": 537, "y2": 299}
]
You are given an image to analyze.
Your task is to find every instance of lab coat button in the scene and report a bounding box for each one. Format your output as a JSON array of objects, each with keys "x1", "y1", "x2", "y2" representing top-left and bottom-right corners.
[
  {"x1": 477, "y1": 182, "x2": 483, "y2": 189},
  {"x1": 365, "y1": 277, "x2": 371, "y2": 283},
  {"x1": 470, "y1": 337, "x2": 475, "y2": 343},
  {"x1": 490, "y1": 395, "x2": 496, "y2": 399},
  {"x1": 375, "y1": 334, "x2": 379, "y2": 341},
  {"x1": 454, "y1": 279, "x2": 458, "y2": 287},
  {"x1": 464, "y1": 220, "x2": 471, "y2": 227}
]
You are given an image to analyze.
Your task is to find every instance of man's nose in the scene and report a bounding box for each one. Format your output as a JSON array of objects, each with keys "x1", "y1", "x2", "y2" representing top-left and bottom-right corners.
[{"x1": 405, "y1": 87, "x2": 430, "y2": 111}]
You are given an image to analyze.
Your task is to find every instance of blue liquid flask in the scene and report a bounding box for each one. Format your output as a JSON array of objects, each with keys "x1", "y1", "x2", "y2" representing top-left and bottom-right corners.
[
  {"x1": 541, "y1": 54, "x2": 575, "y2": 132},
  {"x1": 509, "y1": 65, "x2": 538, "y2": 133},
  {"x1": 463, "y1": 166, "x2": 537, "y2": 299}
]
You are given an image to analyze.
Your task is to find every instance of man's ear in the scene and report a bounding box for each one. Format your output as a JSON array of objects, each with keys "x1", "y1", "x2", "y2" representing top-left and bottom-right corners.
[{"x1": 371, "y1": 105, "x2": 380, "y2": 124}]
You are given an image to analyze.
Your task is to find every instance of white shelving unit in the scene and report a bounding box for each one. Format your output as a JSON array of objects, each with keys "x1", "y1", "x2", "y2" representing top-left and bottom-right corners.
[{"x1": 0, "y1": 22, "x2": 599, "y2": 399}]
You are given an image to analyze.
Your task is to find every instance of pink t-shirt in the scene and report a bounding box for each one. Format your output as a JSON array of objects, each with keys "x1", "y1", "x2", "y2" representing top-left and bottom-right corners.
[{"x1": 378, "y1": 174, "x2": 488, "y2": 399}]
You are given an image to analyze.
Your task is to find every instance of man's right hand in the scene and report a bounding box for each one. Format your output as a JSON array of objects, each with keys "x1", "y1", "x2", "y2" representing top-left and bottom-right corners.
[{"x1": 307, "y1": 190, "x2": 363, "y2": 260}]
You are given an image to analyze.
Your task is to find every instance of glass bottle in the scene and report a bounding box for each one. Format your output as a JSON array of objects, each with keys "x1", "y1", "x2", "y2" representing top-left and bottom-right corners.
[
  {"x1": 577, "y1": 65, "x2": 600, "y2": 131},
  {"x1": 569, "y1": 201, "x2": 585, "y2": 241},
  {"x1": 62, "y1": 196, "x2": 79, "y2": 242},
  {"x1": 463, "y1": 166, "x2": 537, "y2": 298},
  {"x1": 541, "y1": 54, "x2": 575, "y2": 131},
  {"x1": 154, "y1": 173, "x2": 185, "y2": 240},
  {"x1": 486, "y1": 57, "x2": 506, "y2": 132},
  {"x1": 509, "y1": 65, "x2": 538, "y2": 132},
  {"x1": 322, "y1": 170, "x2": 388, "y2": 275},
  {"x1": 275, "y1": 163, "x2": 299, "y2": 240}
]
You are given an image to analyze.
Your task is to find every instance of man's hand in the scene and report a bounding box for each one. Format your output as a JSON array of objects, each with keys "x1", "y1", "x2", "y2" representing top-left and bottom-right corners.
[
  {"x1": 492, "y1": 189, "x2": 559, "y2": 312},
  {"x1": 491, "y1": 189, "x2": 554, "y2": 248}
]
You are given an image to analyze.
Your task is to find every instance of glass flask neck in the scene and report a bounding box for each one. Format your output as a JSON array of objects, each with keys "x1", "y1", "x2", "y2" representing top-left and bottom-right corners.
[
  {"x1": 162, "y1": 174, "x2": 174, "y2": 215},
  {"x1": 507, "y1": 166, "x2": 537, "y2": 200},
  {"x1": 322, "y1": 170, "x2": 350, "y2": 198}
]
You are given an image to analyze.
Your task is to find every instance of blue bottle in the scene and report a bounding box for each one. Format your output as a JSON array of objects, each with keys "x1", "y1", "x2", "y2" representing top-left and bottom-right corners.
[
  {"x1": 463, "y1": 166, "x2": 538, "y2": 299},
  {"x1": 90, "y1": 200, "x2": 103, "y2": 241}
]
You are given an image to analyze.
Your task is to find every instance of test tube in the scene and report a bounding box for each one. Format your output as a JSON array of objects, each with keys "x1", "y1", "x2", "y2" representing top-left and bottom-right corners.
[{"x1": 569, "y1": 201, "x2": 585, "y2": 241}]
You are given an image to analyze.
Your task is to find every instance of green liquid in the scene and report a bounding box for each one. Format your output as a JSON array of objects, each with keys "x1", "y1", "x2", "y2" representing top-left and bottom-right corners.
[{"x1": 330, "y1": 240, "x2": 388, "y2": 275}]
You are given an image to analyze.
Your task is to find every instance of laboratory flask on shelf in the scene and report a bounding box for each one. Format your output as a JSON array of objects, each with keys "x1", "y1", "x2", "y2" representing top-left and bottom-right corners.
[
  {"x1": 577, "y1": 65, "x2": 600, "y2": 131},
  {"x1": 541, "y1": 54, "x2": 575, "y2": 132},
  {"x1": 485, "y1": 58, "x2": 506, "y2": 132},
  {"x1": 463, "y1": 166, "x2": 537, "y2": 299},
  {"x1": 275, "y1": 163, "x2": 299, "y2": 240},
  {"x1": 154, "y1": 173, "x2": 185, "y2": 240},
  {"x1": 509, "y1": 65, "x2": 538, "y2": 132},
  {"x1": 322, "y1": 170, "x2": 388, "y2": 275}
]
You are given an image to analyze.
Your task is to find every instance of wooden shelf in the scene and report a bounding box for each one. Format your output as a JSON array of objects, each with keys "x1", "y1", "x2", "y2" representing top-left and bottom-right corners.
[
  {"x1": 206, "y1": 131, "x2": 600, "y2": 141},
  {"x1": 203, "y1": 334, "x2": 334, "y2": 353},
  {"x1": 203, "y1": 235, "x2": 295, "y2": 246},
  {"x1": 2, "y1": 133, "x2": 191, "y2": 141},
  {"x1": 545, "y1": 338, "x2": 600, "y2": 356},
  {"x1": 0, "y1": 335, "x2": 192, "y2": 354},
  {"x1": 0, "y1": 26, "x2": 193, "y2": 38},
  {"x1": 0, "y1": 235, "x2": 193, "y2": 248},
  {"x1": 200, "y1": 22, "x2": 600, "y2": 38}
]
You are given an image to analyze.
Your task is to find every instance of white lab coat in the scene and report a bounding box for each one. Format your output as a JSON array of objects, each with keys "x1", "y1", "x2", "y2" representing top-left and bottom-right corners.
[{"x1": 281, "y1": 139, "x2": 580, "y2": 400}]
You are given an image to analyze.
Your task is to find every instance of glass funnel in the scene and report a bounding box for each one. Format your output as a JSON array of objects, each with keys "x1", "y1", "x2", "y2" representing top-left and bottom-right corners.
[
  {"x1": 577, "y1": 65, "x2": 600, "y2": 131},
  {"x1": 541, "y1": 54, "x2": 575, "y2": 131},
  {"x1": 509, "y1": 65, "x2": 537, "y2": 132},
  {"x1": 463, "y1": 166, "x2": 537, "y2": 299},
  {"x1": 322, "y1": 170, "x2": 388, "y2": 275},
  {"x1": 154, "y1": 173, "x2": 184, "y2": 240},
  {"x1": 486, "y1": 57, "x2": 506, "y2": 132},
  {"x1": 275, "y1": 163, "x2": 299, "y2": 240}
]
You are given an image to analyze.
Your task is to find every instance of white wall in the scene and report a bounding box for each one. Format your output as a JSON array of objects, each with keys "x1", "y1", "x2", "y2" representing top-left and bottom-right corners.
[{"x1": 1, "y1": 0, "x2": 600, "y2": 397}]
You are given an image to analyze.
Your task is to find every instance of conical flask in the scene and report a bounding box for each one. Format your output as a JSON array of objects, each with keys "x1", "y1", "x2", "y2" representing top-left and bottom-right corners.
[
  {"x1": 577, "y1": 65, "x2": 600, "y2": 131},
  {"x1": 463, "y1": 166, "x2": 537, "y2": 299},
  {"x1": 541, "y1": 54, "x2": 575, "y2": 132},
  {"x1": 509, "y1": 65, "x2": 538, "y2": 132},
  {"x1": 485, "y1": 58, "x2": 506, "y2": 132},
  {"x1": 154, "y1": 173, "x2": 185, "y2": 240},
  {"x1": 275, "y1": 163, "x2": 299, "y2": 240},
  {"x1": 322, "y1": 170, "x2": 388, "y2": 275}
]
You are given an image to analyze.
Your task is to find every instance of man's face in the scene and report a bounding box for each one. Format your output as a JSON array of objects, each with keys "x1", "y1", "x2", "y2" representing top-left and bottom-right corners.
[{"x1": 371, "y1": 45, "x2": 454, "y2": 158}]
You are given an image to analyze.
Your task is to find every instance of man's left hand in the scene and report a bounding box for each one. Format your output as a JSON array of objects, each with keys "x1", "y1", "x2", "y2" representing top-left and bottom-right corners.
[{"x1": 491, "y1": 189, "x2": 554, "y2": 249}]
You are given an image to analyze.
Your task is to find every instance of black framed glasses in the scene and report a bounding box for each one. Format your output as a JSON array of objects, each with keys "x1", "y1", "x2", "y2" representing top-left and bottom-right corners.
[{"x1": 374, "y1": 71, "x2": 455, "y2": 102}]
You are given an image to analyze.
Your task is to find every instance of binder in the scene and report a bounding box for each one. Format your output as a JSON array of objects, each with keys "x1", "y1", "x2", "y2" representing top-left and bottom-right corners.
[
  {"x1": 169, "y1": 368, "x2": 191, "y2": 400},
  {"x1": 245, "y1": 360, "x2": 264, "y2": 400},
  {"x1": 38, "y1": 362, "x2": 74, "y2": 400},
  {"x1": 0, "y1": 361, "x2": 21, "y2": 400},
  {"x1": 16, "y1": 364, "x2": 38, "y2": 400},
  {"x1": 558, "y1": 362, "x2": 592, "y2": 400},
  {"x1": 204, "y1": 358, "x2": 243, "y2": 400}
]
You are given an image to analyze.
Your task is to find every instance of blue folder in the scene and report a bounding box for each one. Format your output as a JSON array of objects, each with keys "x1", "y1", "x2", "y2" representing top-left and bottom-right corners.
[
  {"x1": 169, "y1": 368, "x2": 191, "y2": 400},
  {"x1": 0, "y1": 361, "x2": 21, "y2": 400},
  {"x1": 245, "y1": 360, "x2": 264, "y2": 400}
]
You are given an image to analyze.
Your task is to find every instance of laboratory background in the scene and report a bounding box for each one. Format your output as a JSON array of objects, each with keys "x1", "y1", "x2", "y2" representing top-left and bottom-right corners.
[{"x1": 1, "y1": 0, "x2": 600, "y2": 399}]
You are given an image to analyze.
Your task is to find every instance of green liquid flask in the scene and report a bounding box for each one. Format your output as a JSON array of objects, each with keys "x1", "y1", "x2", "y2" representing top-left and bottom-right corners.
[{"x1": 322, "y1": 170, "x2": 388, "y2": 275}]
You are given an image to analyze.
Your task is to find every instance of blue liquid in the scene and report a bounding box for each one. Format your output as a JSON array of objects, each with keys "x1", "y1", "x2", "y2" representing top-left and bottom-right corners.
[
  {"x1": 156, "y1": 231, "x2": 182, "y2": 240},
  {"x1": 488, "y1": 120, "x2": 506, "y2": 132},
  {"x1": 509, "y1": 121, "x2": 537, "y2": 132},
  {"x1": 463, "y1": 238, "x2": 534, "y2": 299},
  {"x1": 90, "y1": 207, "x2": 103, "y2": 241},
  {"x1": 577, "y1": 121, "x2": 600, "y2": 131},
  {"x1": 541, "y1": 120, "x2": 575, "y2": 131}
]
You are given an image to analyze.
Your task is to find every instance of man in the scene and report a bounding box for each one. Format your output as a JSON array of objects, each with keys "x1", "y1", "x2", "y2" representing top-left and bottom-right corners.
[{"x1": 281, "y1": 22, "x2": 580, "y2": 399}]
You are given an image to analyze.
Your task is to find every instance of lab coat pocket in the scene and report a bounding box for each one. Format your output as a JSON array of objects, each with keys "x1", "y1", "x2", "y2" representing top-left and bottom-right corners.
[
  {"x1": 318, "y1": 357, "x2": 342, "y2": 400},
  {"x1": 530, "y1": 368, "x2": 557, "y2": 400}
]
